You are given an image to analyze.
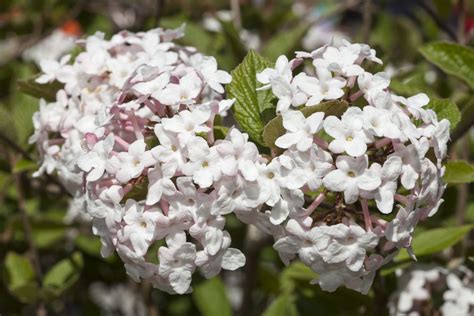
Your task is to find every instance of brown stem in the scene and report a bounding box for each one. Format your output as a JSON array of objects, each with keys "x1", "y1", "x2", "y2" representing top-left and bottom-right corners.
[
  {"x1": 416, "y1": 0, "x2": 458, "y2": 42},
  {"x1": 362, "y1": 0, "x2": 372, "y2": 43},
  {"x1": 10, "y1": 153, "x2": 46, "y2": 315},
  {"x1": 238, "y1": 226, "x2": 272, "y2": 316}
]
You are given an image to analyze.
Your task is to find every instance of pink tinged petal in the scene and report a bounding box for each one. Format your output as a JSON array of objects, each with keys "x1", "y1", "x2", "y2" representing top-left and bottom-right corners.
[
  {"x1": 215, "y1": 70, "x2": 232, "y2": 83},
  {"x1": 130, "y1": 233, "x2": 150, "y2": 257},
  {"x1": 324, "y1": 86, "x2": 345, "y2": 99},
  {"x1": 306, "y1": 112, "x2": 325, "y2": 134},
  {"x1": 205, "y1": 228, "x2": 224, "y2": 256},
  {"x1": 401, "y1": 166, "x2": 419, "y2": 190},
  {"x1": 344, "y1": 181, "x2": 359, "y2": 204},
  {"x1": 345, "y1": 138, "x2": 367, "y2": 157},
  {"x1": 328, "y1": 139, "x2": 346, "y2": 154},
  {"x1": 239, "y1": 160, "x2": 258, "y2": 181},
  {"x1": 286, "y1": 169, "x2": 307, "y2": 189},
  {"x1": 323, "y1": 116, "x2": 344, "y2": 138},
  {"x1": 375, "y1": 187, "x2": 395, "y2": 214},
  {"x1": 322, "y1": 170, "x2": 348, "y2": 192},
  {"x1": 87, "y1": 166, "x2": 105, "y2": 182},
  {"x1": 282, "y1": 111, "x2": 306, "y2": 132},
  {"x1": 306, "y1": 94, "x2": 324, "y2": 106},
  {"x1": 169, "y1": 270, "x2": 192, "y2": 294},
  {"x1": 270, "y1": 200, "x2": 290, "y2": 225},
  {"x1": 382, "y1": 156, "x2": 402, "y2": 180},
  {"x1": 357, "y1": 171, "x2": 381, "y2": 191},
  {"x1": 408, "y1": 93, "x2": 429, "y2": 107},
  {"x1": 343, "y1": 64, "x2": 364, "y2": 76},
  {"x1": 222, "y1": 248, "x2": 246, "y2": 270},
  {"x1": 193, "y1": 169, "x2": 214, "y2": 188},
  {"x1": 221, "y1": 156, "x2": 238, "y2": 176},
  {"x1": 116, "y1": 168, "x2": 134, "y2": 183},
  {"x1": 208, "y1": 81, "x2": 224, "y2": 93},
  {"x1": 275, "y1": 132, "x2": 299, "y2": 149},
  {"x1": 296, "y1": 136, "x2": 313, "y2": 152}
]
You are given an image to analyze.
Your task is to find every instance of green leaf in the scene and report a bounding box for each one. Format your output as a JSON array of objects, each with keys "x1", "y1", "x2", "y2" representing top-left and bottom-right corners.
[
  {"x1": 4, "y1": 252, "x2": 39, "y2": 303},
  {"x1": 426, "y1": 98, "x2": 460, "y2": 130},
  {"x1": 280, "y1": 262, "x2": 317, "y2": 294},
  {"x1": 13, "y1": 158, "x2": 38, "y2": 173},
  {"x1": 262, "y1": 293, "x2": 298, "y2": 316},
  {"x1": 17, "y1": 77, "x2": 63, "y2": 102},
  {"x1": 74, "y1": 235, "x2": 103, "y2": 257},
  {"x1": 32, "y1": 226, "x2": 67, "y2": 249},
  {"x1": 227, "y1": 50, "x2": 275, "y2": 145},
  {"x1": 395, "y1": 225, "x2": 473, "y2": 261},
  {"x1": 443, "y1": 160, "x2": 474, "y2": 184},
  {"x1": 219, "y1": 19, "x2": 247, "y2": 60},
  {"x1": 193, "y1": 277, "x2": 232, "y2": 316},
  {"x1": 262, "y1": 23, "x2": 309, "y2": 61},
  {"x1": 262, "y1": 100, "x2": 348, "y2": 149},
  {"x1": 420, "y1": 42, "x2": 474, "y2": 89},
  {"x1": 42, "y1": 252, "x2": 83, "y2": 299}
]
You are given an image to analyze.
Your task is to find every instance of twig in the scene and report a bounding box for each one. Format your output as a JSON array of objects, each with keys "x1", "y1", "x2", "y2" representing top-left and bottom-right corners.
[
  {"x1": 238, "y1": 226, "x2": 272, "y2": 316},
  {"x1": 361, "y1": 0, "x2": 372, "y2": 43},
  {"x1": 457, "y1": 0, "x2": 467, "y2": 44},
  {"x1": 416, "y1": 0, "x2": 458, "y2": 42},
  {"x1": 0, "y1": 131, "x2": 33, "y2": 160},
  {"x1": 155, "y1": 0, "x2": 166, "y2": 26},
  {"x1": 10, "y1": 153, "x2": 46, "y2": 316},
  {"x1": 230, "y1": 0, "x2": 242, "y2": 29}
]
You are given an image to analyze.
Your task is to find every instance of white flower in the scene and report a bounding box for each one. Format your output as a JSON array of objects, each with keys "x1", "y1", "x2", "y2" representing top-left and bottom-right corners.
[
  {"x1": 109, "y1": 139, "x2": 156, "y2": 184},
  {"x1": 216, "y1": 128, "x2": 260, "y2": 181},
  {"x1": 268, "y1": 74, "x2": 308, "y2": 113},
  {"x1": 323, "y1": 155, "x2": 381, "y2": 204},
  {"x1": 268, "y1": 189, "x2": 304, "y2": 225},
  {"x1": 321, "y1": 224, "x2": 378, "y2": 272},
  {"x1": 385, "y1": 206, "x2": 419, "y2": 249},
  {"x1": 146, "y1": 164, "x2": 176, "y2": 206},
  {"x1": 362, "y1": 106, "x2": 401, "y2": 139},
  {"x1": 390, "y1": 142, "x2": 422, "y2": 190},
  {"x1": 323, "y1": 107, "x2": 371, "y2": 157},
  {"x1": 158, "y1": 237, "x2": 196, "y2": 294},
  {"x1": 121, "y1": 200, "x2": 160, "y2": 257},
  {"x1": 36, "y1": 55, "x2": 73, "y2": 84},
  {"x1": 273, "y1": 219, "x2": 329, "y2": 266},
  {"x1": 77, "y1": 134, "x2": 115, "y2": 182},
  {"x1": 360, "y1": 156, "x2": 402, "y2": 214},
  {"x1": 275, "y1": 111, "x2": 324, "y2": 151},
  {"x1": 316, "y1": 45, "x2": 364, "y2": 77},
  {"x1": 161, "y1": 109, "x2": 211, "y2": 143},
  {"x1": 195, "y1": 231, "x2": 245, "y2": 278},
  {"x1": 157, "y1": 71, "x2": 202, "y2": 105},
  {"x1": 196, "y1": 56, "x2": 232, "y2": 93},
  {"x1": 257, "y1": 55, "x2": 292, "y2": 90},
  {"x1": 182, "y1": 137, "x2": 222, "y2": 188},
  {"x1": 297, "y1": 73, "x2": 346, "y2": 106}
]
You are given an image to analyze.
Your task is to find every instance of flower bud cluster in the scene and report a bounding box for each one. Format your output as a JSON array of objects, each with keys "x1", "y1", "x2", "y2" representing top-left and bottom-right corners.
[
  {"x1": 389, "y1": 265, "x2": 474, "y2": 315},
  {"x1": 255, "y1": 40, "x2": 449, "y2": 293}
]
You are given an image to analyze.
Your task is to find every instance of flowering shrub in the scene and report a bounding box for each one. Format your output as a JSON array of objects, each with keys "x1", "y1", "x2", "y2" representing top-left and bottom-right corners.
[
  {"x1": 256, "y1": 42, "x2": 450, "y2": 293},
  {"x1": 389, "y1": 265, "x2": 474, "y2": 315},
  {"x1": 31, "y1": 26, "x2": 449, "y2": 295}
]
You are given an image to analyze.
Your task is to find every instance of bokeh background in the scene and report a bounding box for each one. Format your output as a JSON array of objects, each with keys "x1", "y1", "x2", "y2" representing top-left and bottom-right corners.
[{"x1": 0, "y1": 0, "x2": 473, "y2": 315}]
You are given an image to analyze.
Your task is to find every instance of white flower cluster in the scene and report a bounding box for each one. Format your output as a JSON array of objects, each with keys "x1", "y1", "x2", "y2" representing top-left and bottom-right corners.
[
  {"x1": 255, "y1": 40, "x2": 449, "y2": 293},
  {"x1": 389, "y1": 265, "x2": 474, "y2": 315},
  {"x1": 31, "y1": 26, "x2": 247, "y2": 294},
  {"x1": 31, "y1": 26, "x2": 449, "y2": 295}
]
